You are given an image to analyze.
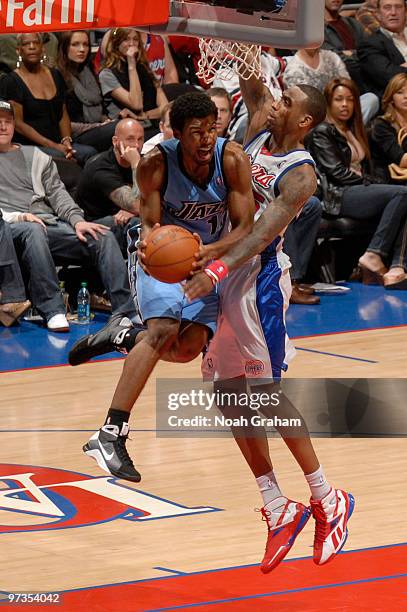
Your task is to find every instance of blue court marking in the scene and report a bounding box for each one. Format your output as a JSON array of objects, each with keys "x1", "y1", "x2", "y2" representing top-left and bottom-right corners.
[
  {"x1": 1, "y1": 284, "x2": 406, "y2": 373},
  {"x1": 154, "y1": 567, "x2": 188, "y2": 576},
  {"x1": 146, "y1": 572, "x2": 407, "y2": 611},
  {"x1": 44, "y1": 541, "x2": 407, "y2": 596},
  {"x1": 295, "y1": 347, "x2": 378, "y2": 363}
]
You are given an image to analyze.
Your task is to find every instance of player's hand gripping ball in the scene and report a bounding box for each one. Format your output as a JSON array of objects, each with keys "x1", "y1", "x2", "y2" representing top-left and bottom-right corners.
[{"x1": 144, "y1": 225, "x2": 200, "y2": 283}]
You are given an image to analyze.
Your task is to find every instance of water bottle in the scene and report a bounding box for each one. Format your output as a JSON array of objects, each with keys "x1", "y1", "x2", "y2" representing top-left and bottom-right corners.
[{"x1": 77, "y1": 282, "x2": 90, "y2": 324}]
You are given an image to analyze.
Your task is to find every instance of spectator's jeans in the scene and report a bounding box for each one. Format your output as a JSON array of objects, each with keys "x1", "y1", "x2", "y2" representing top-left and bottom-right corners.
[
  {"x1": 283, "y1": 196, "x2": 322, "y2": 281},
  {"x1": 93, "y1": 215, "x2": 140, "y2": 256},
  {"x1": 10, "y1": 220, "x2": 137, "y2": 321},
  {"x1": 39, "y1": 143, "x2": 97, "y2": 166},
  {"x1": 341, "y1": 184, "x2": 407, "y2": 269},
  {"x1": 0, "y1": 218, "x2": 27, "y2": 304}
]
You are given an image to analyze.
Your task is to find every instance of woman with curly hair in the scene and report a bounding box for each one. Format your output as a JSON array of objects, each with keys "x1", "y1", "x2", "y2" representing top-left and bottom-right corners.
[{"x1": 99, "y1": 28, "x2": 168, "y2": 139}]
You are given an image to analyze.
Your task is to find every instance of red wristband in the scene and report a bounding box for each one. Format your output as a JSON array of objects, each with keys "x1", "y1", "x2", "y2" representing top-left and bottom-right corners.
[{"x1": 204, "y1": 260, "x2": 229, "y2": 285}]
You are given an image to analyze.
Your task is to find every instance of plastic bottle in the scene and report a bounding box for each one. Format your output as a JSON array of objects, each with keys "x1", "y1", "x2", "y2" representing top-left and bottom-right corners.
[{"x1": 77, "y1": 282, "x2": 90, "y2": 324}]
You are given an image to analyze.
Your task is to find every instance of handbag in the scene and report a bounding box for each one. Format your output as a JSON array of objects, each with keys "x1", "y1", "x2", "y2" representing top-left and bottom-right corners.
[
  {"x1": 388, "y1": 127, "x2": 407, "y2": 181},
  {"x1": 316, "y1": 168, "x2": 343, "y2": 216}
]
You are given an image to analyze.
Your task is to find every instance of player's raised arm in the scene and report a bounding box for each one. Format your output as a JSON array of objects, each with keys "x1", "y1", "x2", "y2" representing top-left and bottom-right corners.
[
  {"x1": 237, "y1": 46, "x2": 274, "y2": 142},
  {"x1": 194, "y1": 142, "x2": 254, "y2": 267}
]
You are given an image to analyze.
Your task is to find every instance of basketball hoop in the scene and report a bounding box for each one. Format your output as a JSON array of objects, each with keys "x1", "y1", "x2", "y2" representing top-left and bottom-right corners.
[{"x1": 197, "y1": 39, "x2": 262, "y2": 84}]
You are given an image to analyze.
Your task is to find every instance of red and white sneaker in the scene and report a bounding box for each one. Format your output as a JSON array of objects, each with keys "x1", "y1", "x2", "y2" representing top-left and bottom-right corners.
[
  {"x1": 260, "y1": 497, "x2": 311, "y2": 574},
  {"x1": 311, "y1": 488, "x2": 355, "y2": 565}
]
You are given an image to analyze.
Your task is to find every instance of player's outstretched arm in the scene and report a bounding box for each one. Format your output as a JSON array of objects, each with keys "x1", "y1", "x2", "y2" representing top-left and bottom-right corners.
[
  {"x1": 193, "y1": 142, "x2": 254, "y2": 267},
  {"x1": 238, "y1": 47, "x2": 274, "y2": 143},
  {"x1": 223, "y1": 164, "x2": 316, "y2": 270},
  {"x1": 184, "y1": 164, "x2": 316, "y2": 301}
]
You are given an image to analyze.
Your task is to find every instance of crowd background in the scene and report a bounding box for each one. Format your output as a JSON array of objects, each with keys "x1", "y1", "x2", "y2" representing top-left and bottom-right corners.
[{"x1": 1, "y1": 0, "x2": 407, "y2": 330}]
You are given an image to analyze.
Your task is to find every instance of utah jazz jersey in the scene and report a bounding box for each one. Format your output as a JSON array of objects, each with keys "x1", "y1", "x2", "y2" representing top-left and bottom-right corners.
[
  {"x1": 157, "y1": 138, "x2": 228, "y2": 245},
  {"x1": 244, "y1": 130, "x2": 315, "y2": 257}
]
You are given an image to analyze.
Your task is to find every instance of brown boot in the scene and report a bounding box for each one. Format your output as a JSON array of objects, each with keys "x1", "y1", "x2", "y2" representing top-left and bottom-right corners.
[
  {"x1": 290, "y1": 285, "x2": 320, "y2": 305},
  {"x1": 0, "y1": 300, "x2": 31, "y2": 327}
]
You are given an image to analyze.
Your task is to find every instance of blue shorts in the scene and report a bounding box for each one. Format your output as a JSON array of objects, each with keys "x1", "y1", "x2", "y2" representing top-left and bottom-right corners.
[{"x1": 134, "y1": 264, "x2": 219, "y2": 335}]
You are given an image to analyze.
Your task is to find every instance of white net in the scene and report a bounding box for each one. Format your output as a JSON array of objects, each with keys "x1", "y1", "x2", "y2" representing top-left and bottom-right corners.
[{"x1": 197, "y1": 39, "x2": 262, "y2": 84}]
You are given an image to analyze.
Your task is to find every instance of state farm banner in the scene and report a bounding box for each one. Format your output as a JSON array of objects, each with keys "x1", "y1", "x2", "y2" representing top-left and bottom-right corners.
[{"x1": 0, "y1": 0, "x2": 169, "y2": 33}]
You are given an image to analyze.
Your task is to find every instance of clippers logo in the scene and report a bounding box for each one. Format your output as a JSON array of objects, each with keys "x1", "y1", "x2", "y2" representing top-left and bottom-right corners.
[
  {"x1": 0, "y1": 464, "x2": 218, "y2": 534},
  {"x1": 251, "y1": 163, "x2": 276, "y2": 189},
  {"x1": 245, "y1": 360, "x2": 265, "y2": 376}
]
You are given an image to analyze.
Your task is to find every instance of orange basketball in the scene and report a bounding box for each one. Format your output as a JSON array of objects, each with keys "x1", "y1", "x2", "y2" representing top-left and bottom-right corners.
[{"x1": 144, "y1": 225, "x2": 200, "y2": 283}]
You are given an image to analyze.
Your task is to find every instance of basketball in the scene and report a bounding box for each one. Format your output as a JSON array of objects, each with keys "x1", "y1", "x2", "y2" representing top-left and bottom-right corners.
[{"x1": 144, "y1": 225, "x2": 200, "y2": 283}]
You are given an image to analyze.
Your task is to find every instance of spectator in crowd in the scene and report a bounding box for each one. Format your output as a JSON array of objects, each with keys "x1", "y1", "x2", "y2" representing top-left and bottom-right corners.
[
  {"x1": 283, "y1": 45, "x2": 379, "y2": 123},
  {"x1": 0, "y1": 209, "x2": 31, "y2": 326},
  {"x1": 356, "y1": 0, "x2": 380, "y2": 34},
  {"x1": 370, "y1": 72, "x2": 407, "y2": 183},
  {"x1": 324, "y1": 0, "x2": 370, "y2": 92},
  {"x1": 306, "y1": 78, "x2": 407, "y2": 290},
  {"x1": 0, "y1": 99, "x2": 138, "y2": 330},
  {"x1": 0, "y1": 33, "x2": 59, "y2": 77},
  {"x1": 99, "y1": 28, "x2": 168, "y2": 139},
  {"x1": 358, "y1": 0, "x2": 407, "y2": 97},
  {"x1": 207, "y1": 87, "x2": 233, "y2": 137},
  {"x1": 284, "y1": 198, "x2": 323, "y2": 305},
  {"x1": 57, "y1": 30, "x2": 118, "y2": 153},
  {"x1": 0, "y1": 33, "x2": 96, "y2": 165},
  {"x1": 142, "y1": 102, "x2": 173, "y2": 154},
  {"x1": 77, "y1": 118, "x2": 143, "y2": 254}
]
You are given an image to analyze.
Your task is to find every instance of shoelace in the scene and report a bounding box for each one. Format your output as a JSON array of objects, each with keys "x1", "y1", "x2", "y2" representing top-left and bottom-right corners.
[
  {"x1": 312, "y1": 503, "x2": 330, "y2": 544},
  {"x1": 116, "y1": 435, "x2": 136, "y2": 469}
]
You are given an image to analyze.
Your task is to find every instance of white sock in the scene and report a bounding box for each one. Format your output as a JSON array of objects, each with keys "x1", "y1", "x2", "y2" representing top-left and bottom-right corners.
[
  {"x1": 256, "y1": 470, "x2": 285, "y2": 507},
  {"x1": 305, "y1": 465, "x2": 331, "y2": 501}
]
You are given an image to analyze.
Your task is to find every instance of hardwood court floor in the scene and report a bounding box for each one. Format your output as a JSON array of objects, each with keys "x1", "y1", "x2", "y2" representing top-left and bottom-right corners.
[{"x1": 1, "y1": 326, "x2": 406, "y2": 598}]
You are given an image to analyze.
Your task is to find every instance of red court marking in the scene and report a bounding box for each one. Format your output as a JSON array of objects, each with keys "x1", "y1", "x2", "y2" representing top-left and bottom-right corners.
[{"x1": 5, "y1": 544, "x2": 407, "y2": 611}]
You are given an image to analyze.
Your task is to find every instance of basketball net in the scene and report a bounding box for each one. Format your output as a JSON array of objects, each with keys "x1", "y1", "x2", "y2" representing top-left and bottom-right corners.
[{"x1": 197, "y1": 39, "x2": 262, "y2": 84}]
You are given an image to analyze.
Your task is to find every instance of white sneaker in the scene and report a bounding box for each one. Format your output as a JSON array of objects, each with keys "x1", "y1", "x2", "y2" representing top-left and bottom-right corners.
[{"x1": 47, "y1": 313, "x2": 69, "y2": 333}]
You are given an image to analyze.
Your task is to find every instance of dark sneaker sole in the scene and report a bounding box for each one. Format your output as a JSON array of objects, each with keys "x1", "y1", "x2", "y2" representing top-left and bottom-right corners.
[{"x1": 68, "y1": 336, "x2": 109, "y2": 366}]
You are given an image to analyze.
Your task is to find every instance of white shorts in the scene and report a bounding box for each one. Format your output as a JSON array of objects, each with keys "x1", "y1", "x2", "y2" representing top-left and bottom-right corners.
[{"x1": 202, "y1": 250, "x2": 295, "y2": 383}]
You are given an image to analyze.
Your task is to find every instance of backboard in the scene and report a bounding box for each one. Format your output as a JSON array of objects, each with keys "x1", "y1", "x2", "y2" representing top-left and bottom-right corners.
[{"x1": 147, "y1": 0, "x2": 324, "y2": 49}]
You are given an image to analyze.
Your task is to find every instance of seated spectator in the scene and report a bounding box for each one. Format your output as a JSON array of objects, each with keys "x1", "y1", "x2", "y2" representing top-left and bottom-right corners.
[
  {"x1": 355, "y1": 0, "x2": 380, "y2": 34},
  {"x1": 142, "y1": 103, "x2": 173, "y2": 154},
  {"x1": 0, "y1": 209, "x2": 31, "y2": 326},
  {"x1": 324, "y1": 0, "x2": 370, "y2": 92},
  {"x1": 284, "y1": 197, "x2": 323, "y2": 305},
  {"x1": 0, "y1": 33, "x2": 58, "y2": 78},
  {"x1": 207, "y1": 88, "x2": 232, "y2": 137},
  {"x1": 0, "y1": 100, "x2": 138, "y2": 330},
  {"x1": 57, "y1": 31, "x2": 118, "y2": 153},
  {"x1": 95, "y1": 30, "x2": 179, "y2": 86},
  {"x1": 306, "y1": 78, "x2": 407, "y2": 290},
  {"x1": 77, "y1": 118, "x2": 143, "y2": 254},
  {"x1": 358, "y1": 0, "x2": 407, "y2": 97},
  {"x1": 168, "y1": 35, "x2": 208, "y2": 88},
  {"x1": 283, "y1": 45, "x2": 379, "y2": 124},
  {"x1": 370, "y1": 73, "x2": 407, "y2": 183},
  {"x1": 0, "y1": 33, "x2": 96, "y2": 165},
  {"x1": 99, "y1": 28, "x2": 168, "y2": 140}
]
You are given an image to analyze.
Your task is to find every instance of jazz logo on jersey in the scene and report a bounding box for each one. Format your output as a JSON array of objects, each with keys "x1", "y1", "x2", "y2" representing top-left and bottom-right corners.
[{"x1": 0, "y1": 464, "x2": 219, "y2": 533}]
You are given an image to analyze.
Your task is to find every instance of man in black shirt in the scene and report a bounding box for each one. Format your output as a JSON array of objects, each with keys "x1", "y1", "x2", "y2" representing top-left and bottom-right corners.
[{"x1": 77, "y1": 118, "x2": 144, "y2": 254}]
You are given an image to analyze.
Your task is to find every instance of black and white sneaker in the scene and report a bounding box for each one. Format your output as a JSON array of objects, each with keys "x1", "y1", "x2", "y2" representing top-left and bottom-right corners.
[
  {"x1": 68, "y1": 315, "x2": 133, "y2": 366},
  {"x1": 83, "y1": 423, "x2": 141, "y2": 482}
]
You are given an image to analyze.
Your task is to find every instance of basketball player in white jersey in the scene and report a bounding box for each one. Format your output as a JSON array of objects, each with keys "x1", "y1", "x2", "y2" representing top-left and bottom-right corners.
[{"x1": 185, "y1": 74, "x2": 354, "y2": 573}]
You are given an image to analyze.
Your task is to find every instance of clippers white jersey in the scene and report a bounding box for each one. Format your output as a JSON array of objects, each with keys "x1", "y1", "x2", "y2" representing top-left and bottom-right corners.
[{"x1": 202, "y1": 130, "x2": 316, "y2": 383}]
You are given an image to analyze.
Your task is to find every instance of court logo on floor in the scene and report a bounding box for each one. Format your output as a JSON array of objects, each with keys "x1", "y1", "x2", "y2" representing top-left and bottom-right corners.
[{"x1": 0, "y1": 464, "x2": 219, "y2": 533}]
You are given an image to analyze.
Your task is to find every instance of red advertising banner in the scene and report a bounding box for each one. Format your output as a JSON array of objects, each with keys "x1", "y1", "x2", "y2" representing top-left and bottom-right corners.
[{"x1": 0, "y1": 0, "x2": 169, "y2": 33}]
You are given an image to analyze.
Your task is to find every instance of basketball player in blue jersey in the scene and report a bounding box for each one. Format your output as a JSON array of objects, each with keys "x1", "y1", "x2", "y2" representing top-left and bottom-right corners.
[
  {"x1": 73, "y1": 93, "x2": 254, "y2": 482},
  {"x1": 185, "y1": 75, "x2": 354, "y2": 572}
]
